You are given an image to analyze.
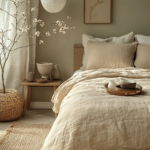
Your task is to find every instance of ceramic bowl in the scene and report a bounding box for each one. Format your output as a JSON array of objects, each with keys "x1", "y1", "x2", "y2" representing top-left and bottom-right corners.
[
  {"x1": 119, "y1": 78, "x2": 136, "y2": 89},
  {"x1": 37, "y1": 62, "x2": 54, "y2": 79}
]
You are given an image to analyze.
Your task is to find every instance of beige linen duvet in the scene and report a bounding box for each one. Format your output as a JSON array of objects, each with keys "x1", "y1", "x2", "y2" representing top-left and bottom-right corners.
[{"x1": 42, "y1": 68, "x2": 150, "y2": 150}]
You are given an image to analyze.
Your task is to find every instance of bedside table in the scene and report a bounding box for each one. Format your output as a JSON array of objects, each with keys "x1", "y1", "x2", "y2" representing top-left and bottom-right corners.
[{"x1": 21, "y1": 80, "x2": 61, "y2": 117}]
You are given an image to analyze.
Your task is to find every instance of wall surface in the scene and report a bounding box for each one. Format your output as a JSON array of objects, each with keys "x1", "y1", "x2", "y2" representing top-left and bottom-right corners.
[{"x1": 31, "y1": 0, "x2": 150, "y2": 103}]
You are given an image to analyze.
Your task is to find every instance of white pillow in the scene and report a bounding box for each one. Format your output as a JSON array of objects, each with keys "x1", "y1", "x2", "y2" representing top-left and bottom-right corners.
[
  {"x1": 135, "y1": 34, "x2": 150, "y2": 45},
  {"x1": 81, "y1": 32, "x2": 135, "y2": 70}
]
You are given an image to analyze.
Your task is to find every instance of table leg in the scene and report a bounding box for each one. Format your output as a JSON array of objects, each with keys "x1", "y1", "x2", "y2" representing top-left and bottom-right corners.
[
  {"x1": 23, "y1": 86, "x2": 29, "y2": 117},
  {"x1": 55, "y1": 113, "x2": 58, "y2": 119},
  {"x1": 27, "y1": 87, "x2": 31, "y2": 110},
  {"x1": 53, "y1": 86, "x2": 57, "y2": 93}
]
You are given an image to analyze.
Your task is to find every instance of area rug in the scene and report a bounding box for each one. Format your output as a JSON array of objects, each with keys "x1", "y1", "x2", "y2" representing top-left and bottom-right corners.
[{"x1": 0, "y1": 123, "x2": 52, "y2": 150}]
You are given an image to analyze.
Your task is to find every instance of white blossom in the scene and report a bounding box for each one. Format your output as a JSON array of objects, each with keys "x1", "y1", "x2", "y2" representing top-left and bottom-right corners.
[
  {"x1": 39, "y1": 40, "x2": 44, "y2": 44},
  {"x1": 33, "y1": 18, "x2": 38, "y2": 24},
  {"x1": 65, "y1": 26, "x2": 69, "y2": 30},
  {"x1": 40, "y1": 22, "x2": 45, "y2": 27},
  {"x1": 62, "y1": 31, "x2": 66, "y2": 34},
  {"x1": 61, "y1": 27, "x2": 65, "y2": 30},
  {"x1": 67, "y1": 16, "x2": 71, "y2": 20},
  {"x1": 35, "y1": 31, "x2": 40, "y2": 37},
  {"x1": 46, "y1": 32, "x2": 50, "y2": 36},
  {"x1": 17, "y1": 30, "x2": 22, "y2": 35},
  {"x1": 56, "y1": 20, "x2": 61, "y2": 24},
  {"x1": 38, "y1": 19, "x2": 42, "y2": 23},
  {"x1": 14, "y1": 1, "x2": 20, "y2": 5},
  {"x1": 53, "y1": 29, "x2": 57, "y2": 32},
  {"x1": 21, "y1": 12, "x2": 26, "y2": 16},
  {"x1": 58, "y1": 22, "x2": 63, "y2": 27},
  {"x1": 31, "y1": 7, "x2": 38, "y2": 12},
  {"x1": 23, "y1": 26, "x2": 30, "y2": 33},
  {"x1": 22, "y1": 19, "x2": 26, "y2": 24}
]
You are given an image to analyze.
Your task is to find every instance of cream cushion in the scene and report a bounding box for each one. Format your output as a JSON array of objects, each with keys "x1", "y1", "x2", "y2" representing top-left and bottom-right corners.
[
  {"x1": 135, "y1": 35, "x2": 150, "y2": 45},
  {"x1": 86, "y1": 42, "x2": 137, "y2": 70},
  {"x1": 81, "y1": 32, "x2": 135, "y2": 70},
  {"x1": 134, "y1": 44, "x2": 150, "y2": 69}
]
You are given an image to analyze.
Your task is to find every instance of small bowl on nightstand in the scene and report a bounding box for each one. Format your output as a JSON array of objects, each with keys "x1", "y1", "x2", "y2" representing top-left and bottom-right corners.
[{"x1": 119, "y1": 78, "x2": 136, "y2": 89}]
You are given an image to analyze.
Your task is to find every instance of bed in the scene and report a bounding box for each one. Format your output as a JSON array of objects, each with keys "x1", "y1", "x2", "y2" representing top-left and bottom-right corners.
[{"x1": 41, "y1": 43, "x2": 150, "y2": 150}]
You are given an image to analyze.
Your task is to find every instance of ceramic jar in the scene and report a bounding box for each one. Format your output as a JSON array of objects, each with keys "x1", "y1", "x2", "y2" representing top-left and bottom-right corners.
[
  {"x1": 26, "y1": 72, "x2": 34, "y2": 82},
  {"x1": 51, "y1": 64, "x2": 61, "y2": 80}
]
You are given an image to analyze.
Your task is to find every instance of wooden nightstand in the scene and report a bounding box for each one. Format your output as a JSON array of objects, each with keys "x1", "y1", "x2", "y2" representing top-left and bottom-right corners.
[{"x1": 21, "y1": 80, "x2": 61, "y2": 117}]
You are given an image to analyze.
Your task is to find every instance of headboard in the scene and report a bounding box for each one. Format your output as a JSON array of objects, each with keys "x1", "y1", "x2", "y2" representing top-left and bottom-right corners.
[{"x1": 74, "y1": 45, "x2": 84, "y2": 72}]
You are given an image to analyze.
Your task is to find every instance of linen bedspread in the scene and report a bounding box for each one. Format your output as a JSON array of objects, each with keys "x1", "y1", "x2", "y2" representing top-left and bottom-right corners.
[{"x1": 42, "y1": 68, "x2": 150, "y2": 150}]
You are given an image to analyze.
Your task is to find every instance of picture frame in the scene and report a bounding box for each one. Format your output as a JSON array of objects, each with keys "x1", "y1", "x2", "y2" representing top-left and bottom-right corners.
[{"x1": 84, "y1": 0, "x2": 112, "y2": 24}]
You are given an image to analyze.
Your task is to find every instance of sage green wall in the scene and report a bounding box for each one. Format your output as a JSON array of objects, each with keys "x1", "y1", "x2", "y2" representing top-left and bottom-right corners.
[{"x1": 31, "y1": 0, "x2": 150, "y2": 102}]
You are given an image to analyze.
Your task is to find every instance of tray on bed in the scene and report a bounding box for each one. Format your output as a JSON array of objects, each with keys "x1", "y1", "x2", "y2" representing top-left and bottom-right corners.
[{"x1": 105, "y1": 83, "x2": 142, "y2": 96}]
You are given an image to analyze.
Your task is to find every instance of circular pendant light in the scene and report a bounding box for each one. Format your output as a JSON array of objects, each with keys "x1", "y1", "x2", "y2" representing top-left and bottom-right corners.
[{"x1": 41, "y1": 0, "x2": 66, "y2": 13}]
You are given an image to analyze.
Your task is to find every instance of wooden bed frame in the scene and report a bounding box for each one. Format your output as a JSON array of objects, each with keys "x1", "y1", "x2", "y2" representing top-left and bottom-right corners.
[
  {"x1": 74, "y1": 44, "x2": 84, "y2": 72},
  {"x1": 55, "y1": 44, "x2": 84, "y2": 118}
]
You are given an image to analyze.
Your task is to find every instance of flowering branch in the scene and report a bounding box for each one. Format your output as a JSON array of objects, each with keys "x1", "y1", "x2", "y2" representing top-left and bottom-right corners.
[
  {"x1": 0, "y1": 8, "x2": 16, "y2": 18},
  {"x1": 0, "y1": 0, "x2": 75, "y2": 94}
]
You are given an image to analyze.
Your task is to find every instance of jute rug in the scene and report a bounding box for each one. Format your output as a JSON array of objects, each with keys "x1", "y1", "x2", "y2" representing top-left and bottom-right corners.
[{"x1": 0, "y1": 123, "x2": 52, "y2": 150}]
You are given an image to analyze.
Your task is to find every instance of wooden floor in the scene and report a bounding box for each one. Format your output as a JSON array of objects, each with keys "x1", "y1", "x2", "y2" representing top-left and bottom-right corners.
[{"x1": 0, "y1": 110, "x2": 55, "y2": 140}]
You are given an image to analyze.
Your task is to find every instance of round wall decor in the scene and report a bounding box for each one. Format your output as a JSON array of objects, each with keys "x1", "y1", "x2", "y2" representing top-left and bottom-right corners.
[{"x1": 41, "y1": 0, "x2": 66, "y2": 13}]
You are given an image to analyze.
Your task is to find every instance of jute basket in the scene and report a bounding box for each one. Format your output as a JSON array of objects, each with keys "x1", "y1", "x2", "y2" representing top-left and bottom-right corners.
[{"x1": 0, "y1": 89, "x2": 24, "y2": 121}]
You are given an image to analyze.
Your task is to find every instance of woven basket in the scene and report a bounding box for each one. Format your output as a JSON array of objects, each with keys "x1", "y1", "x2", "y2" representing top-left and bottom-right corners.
[{"x1": 0, "y1": 89, "x2": 24, "y2": 121}]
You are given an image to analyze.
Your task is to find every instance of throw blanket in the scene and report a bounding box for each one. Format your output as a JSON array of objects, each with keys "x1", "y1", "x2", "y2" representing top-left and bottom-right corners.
[{"x1": 42, "y1": 68, "x2": 150, "y2": 150}]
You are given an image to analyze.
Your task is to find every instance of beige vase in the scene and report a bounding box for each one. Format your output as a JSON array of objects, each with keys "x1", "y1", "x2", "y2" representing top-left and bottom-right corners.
[
  {"x1": 51, "y1": 64, "x2": 61, "y2": 80},
  {"x1": 26, "y1": 72, "x2": 34, "y2": 82}
]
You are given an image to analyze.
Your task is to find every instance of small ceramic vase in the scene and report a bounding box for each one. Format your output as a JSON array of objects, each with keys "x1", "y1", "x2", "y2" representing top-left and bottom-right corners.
[
  {"x1": 26, "y1": 72, "x2": 34, "y2": 82},
  {"x1": 108, "y1": 80, "x2": 116, "y2": 90},
  {"x1": 51, "y1": 64, "x2": 61, "y2": 80}
]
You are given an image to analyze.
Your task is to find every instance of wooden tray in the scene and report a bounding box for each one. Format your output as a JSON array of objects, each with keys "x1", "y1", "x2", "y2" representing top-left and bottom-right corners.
[{"x1": 105, "y1": 83, "x2": 142, "y2": 96}]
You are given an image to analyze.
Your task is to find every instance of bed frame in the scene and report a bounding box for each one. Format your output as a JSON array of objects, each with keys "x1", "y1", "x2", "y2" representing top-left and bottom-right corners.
[
  {"x1": 74, "y1": 44, "x2": 84, "y2": 72},
  {"x1": 55, "y1": 44, "x2": 84, "y2": 118}
]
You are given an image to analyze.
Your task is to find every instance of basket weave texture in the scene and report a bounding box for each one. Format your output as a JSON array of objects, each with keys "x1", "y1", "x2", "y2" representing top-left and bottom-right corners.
[{"x1": 0, "y1": 89, "x2": 24, "y2": 121}]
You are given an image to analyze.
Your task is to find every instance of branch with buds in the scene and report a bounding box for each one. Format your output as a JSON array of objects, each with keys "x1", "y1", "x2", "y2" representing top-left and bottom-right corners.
[{"x1": 0, "y1": 0, "x2": 75, "y2": 94}]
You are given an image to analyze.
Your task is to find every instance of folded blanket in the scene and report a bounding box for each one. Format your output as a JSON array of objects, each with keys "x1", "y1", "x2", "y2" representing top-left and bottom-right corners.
[{"x1": 52, "y1": 68, "x2": 150, "y2": 113}]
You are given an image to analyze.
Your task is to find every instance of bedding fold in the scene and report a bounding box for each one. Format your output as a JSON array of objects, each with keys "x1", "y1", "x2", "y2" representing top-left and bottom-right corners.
[{"x1": 52, "y1": 68, "x2": 150, "y2": 114}]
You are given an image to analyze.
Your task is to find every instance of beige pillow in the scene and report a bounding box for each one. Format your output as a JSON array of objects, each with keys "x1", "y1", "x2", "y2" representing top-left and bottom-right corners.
[
  {"x1": 134, "y1": 44, "x2": 150, "y2": 69},
  {"x1": 86, "y1": 42, "x2": 137, "y2": 70},
  {"x1": 81, "y1": 32, "x2": 135, "y2": 70}
]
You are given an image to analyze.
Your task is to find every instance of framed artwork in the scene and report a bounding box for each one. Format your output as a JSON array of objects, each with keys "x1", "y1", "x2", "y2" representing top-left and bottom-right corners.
[{"x1": 84, "y1": 0, "x2": 112, "y2": 24}]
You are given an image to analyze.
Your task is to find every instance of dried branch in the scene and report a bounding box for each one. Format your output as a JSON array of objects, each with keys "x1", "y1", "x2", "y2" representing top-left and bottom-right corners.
[
  {"x1": 0, "y1": 0, "x2": 74, "y2": 94},
  {"x1": 0, "y1": 8, "x2": 16, "y2": 18},
  {"x1": 11, "y1": 44, "x2": 37, "y2": 52}
]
